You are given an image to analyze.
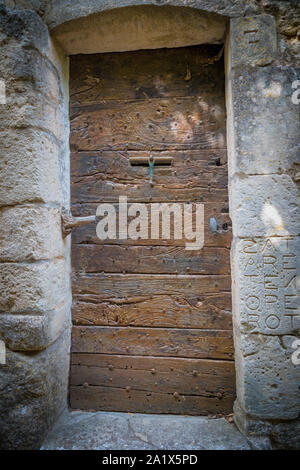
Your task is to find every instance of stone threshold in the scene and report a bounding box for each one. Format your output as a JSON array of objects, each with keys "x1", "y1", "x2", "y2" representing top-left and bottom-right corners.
[{"x1": 41, "y1": 410, "x2": 251, "y2": 450}]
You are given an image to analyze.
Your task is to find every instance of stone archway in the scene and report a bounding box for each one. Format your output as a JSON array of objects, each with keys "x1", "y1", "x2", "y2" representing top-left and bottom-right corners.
[{"x1": 0, "y1": 1, "x2": 299, "y2": 450}]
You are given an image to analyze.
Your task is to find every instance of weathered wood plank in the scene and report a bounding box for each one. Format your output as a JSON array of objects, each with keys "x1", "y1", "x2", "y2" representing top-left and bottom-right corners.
[
  {"x1": 71, "y1": 203, "x2": 232, "y2": 247},
  {"x1": 70, "y1": 97, "x2": 226, "y2": 152},
  {"x1": 71, "y1": 354, "x2": 235, "y2": 395},
  {"x1": 72, "y1": 245, "x2": 230, "y2": 275},
  {"x1": 71, "y1": 150, "x2": 227, "y2": 181},
  {"x1": 70, "y1": 353, "x2": 235, "y2": 414},
  {"x1": 71, "y1": 180, "x2": 227, "y2": 203},
  {"x1": 70, "y1": 45, "x2": 225, "y2": 105},
  {"x1": 72, "y1": 273, "x2": 231, "y2": 298},
  {"x1": 71, "y1": 150, "x2": 228, "y2": 203},
  {"x1": 72, "y1": 292, "x2": 232, "y2": 329},
  {"x1": 70, "y1": 385, "x2": 234, "y2": 415},
  {"x1": 72, "y1": 326, "x2": 234, "y2": 359}
]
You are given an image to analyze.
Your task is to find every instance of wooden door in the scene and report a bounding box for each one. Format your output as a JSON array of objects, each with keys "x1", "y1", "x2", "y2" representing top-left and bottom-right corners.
[{"x1": 70, "y1": 45, "x2": 235, "y2": 415}]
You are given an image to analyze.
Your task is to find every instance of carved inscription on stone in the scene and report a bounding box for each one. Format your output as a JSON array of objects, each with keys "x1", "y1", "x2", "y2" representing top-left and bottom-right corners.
[
  {"x1": 239, "y1": 237, "x2": 299, "y2": 335},
  {"x1": 230, "y1": 15, "x2": 277, "y2": 67}
]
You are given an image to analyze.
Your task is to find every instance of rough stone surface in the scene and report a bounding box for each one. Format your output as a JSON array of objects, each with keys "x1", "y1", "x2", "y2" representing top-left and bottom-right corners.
[
  {"x1": 272, "y1": 419, "x2": 300, "y2": 450},
  {"x1": 0, "y1": 206, "x2": 64, "y2": 261},
  {"x1": 230, "y1": 15, "x2": 277, "y2": 67},
  {"x1": 0, "y1": 260, "x2": 67, "y2": 313},
  {"x1": 52, "y1": 5, "x2": 227, "y2": 55},
  {"x1": 0, "y1": 44, "x2": 60, "y2": 104},
  {"x1": 0, "y1": 1, "x2": 69, "y2": 83},
  {"x1": 41, "y1": 411, "x2": 251, "y2": 450},
  {"x1": 0, "y1": 329, "x2": 70, "y2": 450},
  {"x1": 226, "y1": 8, "x2": 300, "y2": 451},
  {"x1": 230, "y1": 175, "x2": 300, "y2": 238},
  {"x1": 0, "y1": 306, "x2": 70, "y2": 351},
  {"x1": 0, "y1": 3, "x2": 70, "y2": 206},
  {"x1": 230, "y1": 66, "x2": 300, "y2": 176},
  {"x1": 4, "y1": 0, "x2": 47, "y2": 14},
  {"x1": 234, "y1": 332, "x2": 300, "y2": 421},
  {"x1": 0, "y1": 129, "x2": 63, "y2": 206},
  {"x1": 0, "y1": 82, "x2": 64, "y2": 139},
  {"x1": 234, "y1": 400, "x2": 300, "y2": 450},
  {"x1": 0, "y1": 3, "x2": 71, "y2": 450},
  {"x1": 258, "y1": 0, "x2": 300, "y2": 67},
  {"x1": 4, "y1": 1, "x2": 300, "y2": 67},
  {"x1": 44, "y1": 0, "x2": 249, "y2": 30},
  {"x1": 0, "y1": 2, "x2": 49, "y2": 51},
  {"x1": 232, "y1": 237, "x2": 299, "y2": 336}
]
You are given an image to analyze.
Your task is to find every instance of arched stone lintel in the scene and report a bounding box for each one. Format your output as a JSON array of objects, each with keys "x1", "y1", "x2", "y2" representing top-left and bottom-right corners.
[
  {"x1": 51, "y1": 5, "x2": 227, "y2": 56},
  {"x1": 45, "y1": 0, "x2": 244, "y2": 31}
]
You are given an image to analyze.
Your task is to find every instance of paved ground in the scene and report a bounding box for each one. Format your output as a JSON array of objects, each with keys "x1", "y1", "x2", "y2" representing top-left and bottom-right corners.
[{"x1": 41, "y1": 410, "x2": 251, "y2": 450}]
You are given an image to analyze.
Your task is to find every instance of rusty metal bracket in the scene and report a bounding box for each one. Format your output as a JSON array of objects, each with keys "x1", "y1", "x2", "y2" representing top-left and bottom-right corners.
[{"x1": 61, "y1": 209, "x2": 96, "y2": 238}]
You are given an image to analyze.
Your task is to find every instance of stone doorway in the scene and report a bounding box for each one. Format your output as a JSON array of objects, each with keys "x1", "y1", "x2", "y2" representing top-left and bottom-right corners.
[{"x1": 1, "y1": 1, "x2": 298, "y2": 450}]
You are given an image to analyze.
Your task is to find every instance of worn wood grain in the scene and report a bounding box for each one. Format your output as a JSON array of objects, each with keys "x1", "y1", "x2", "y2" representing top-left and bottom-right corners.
[
  {"x1": 71, "y1": 150, "x2": 227, "y2": 179},
  {"x1": 71, "y1": 178, "x2": 227, "y2": 203},
  {"x1": 72, "y1": 292, "x2": 232, "y2": 329},
  {"x1": 70, "y1": 385, "x2": 234, "y2": 415},
  {"x1": 72, "y1": 273, "x2": 231, "y2": 298},
  {"x1": 71, "y1": 150, "x2": 228, "y2": 203},
  {"x1": 70, "y1": 354, "x2": 235, "y2": 414},
  {"x1": 72, "y1": 245, "x2": 230, "y2": 275},
  {"x1": 70, "y1": 97, "x2": 226, "y2": 152},
  {"x1": 71, "y1": 183, "x2": 228, "y2": 203},
  {"x1": 71, "y1": 354, "x2": 235, "y2": 395},
  {"x1": 71, "y1": 202, "x2": 232, "y2": 247},
  {"x1": 70, "y1": 45, "x2": 225, "y2": 105},
  {"x1": 72, "y1": 326, "x2": 234, "y2": 359}
]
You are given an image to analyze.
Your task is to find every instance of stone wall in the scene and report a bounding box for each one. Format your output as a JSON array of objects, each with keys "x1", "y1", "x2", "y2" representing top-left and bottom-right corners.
[
  {"x1": 5, "y1": 1, "x2": 300, "y2": 66},
  {"x1": 0, "y1": 0, "x2": 299, "y2": 450},
  {"x1": 0, "y1": 2, "x2": 70, "y2": 449},
  {"x1": 226, "y1": 12, "x2": 300, "y2": 449}
]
